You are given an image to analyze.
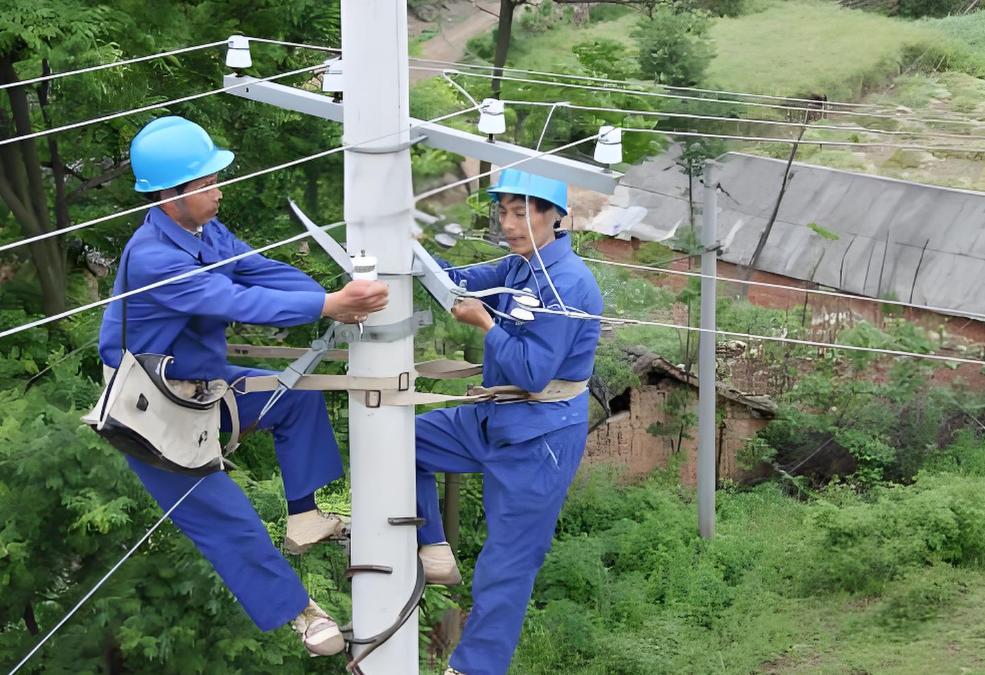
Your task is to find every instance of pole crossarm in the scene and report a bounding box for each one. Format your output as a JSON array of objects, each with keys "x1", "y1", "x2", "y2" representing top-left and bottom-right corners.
[{"x1": 222, "y1": 75, "x2": 620, "y2": 194}]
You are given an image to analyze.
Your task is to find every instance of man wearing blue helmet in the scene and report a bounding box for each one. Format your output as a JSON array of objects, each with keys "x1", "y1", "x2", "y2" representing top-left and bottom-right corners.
[
  {"x1": 98, "y1": 116, "x2": 388, "y2": 656},
  {"x1": 416, "y1": 169, "x2": 604, "y2": 675}
]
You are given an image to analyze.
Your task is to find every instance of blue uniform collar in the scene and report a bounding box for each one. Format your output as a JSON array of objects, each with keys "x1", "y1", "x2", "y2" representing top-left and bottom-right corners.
[
  {"x1": 528, "y1": 231, "x2": 572, "y2": 272},
  {"x1": 147, "y1": 207, "x2": 221, "y2": 261}
]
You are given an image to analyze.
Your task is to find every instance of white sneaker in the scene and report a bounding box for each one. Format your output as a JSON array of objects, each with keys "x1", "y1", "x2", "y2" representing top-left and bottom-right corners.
[
  {"x1": 444, "y1": 668, "x2": 466, "y2": 674},
  {"x1": 291, "y1": 599, "x2": 344, "y2": 657},
  {"x1": 284, "y1": 509, "x2": 350, "y2": 555},
  {"x1": 419, "y1": 543, "x2": 462, "y2": 586}
]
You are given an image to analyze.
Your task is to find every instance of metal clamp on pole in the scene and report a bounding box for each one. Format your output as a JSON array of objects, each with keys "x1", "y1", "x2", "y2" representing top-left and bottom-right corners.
[
  {"x1": 333, "y1": 310, "x2": 432, "y2": 344},
  {"x1": 346, "y1": 135, "x2": 427, "y2": 155}
]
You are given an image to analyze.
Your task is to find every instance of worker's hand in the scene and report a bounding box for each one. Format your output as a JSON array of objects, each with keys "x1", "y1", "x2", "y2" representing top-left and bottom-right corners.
[
  {"x1": 451, "y1": 298, "x2": 494, "y2": 332},
  {"x1": 323, "y1": 279, "x2": 389, "y2": 322}
]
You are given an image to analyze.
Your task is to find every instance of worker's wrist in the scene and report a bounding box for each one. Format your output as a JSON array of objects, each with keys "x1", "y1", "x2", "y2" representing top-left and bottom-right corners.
[{"x1": 321, "y1": 292, "x2": 338, "y2": 318}]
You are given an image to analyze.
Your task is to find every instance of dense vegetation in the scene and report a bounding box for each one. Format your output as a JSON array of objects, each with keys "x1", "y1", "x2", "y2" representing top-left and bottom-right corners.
[{"x1": 3, "y1": 0, "x2": 985, "y2": 673}]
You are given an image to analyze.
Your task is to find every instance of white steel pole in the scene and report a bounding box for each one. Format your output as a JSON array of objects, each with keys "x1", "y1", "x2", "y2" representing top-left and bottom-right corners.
[
  {"x1": 698, "y1": 160, "x2": 718, "y2": 540},
  {"x1": 342, "y1": 1, "x2": 419, "y2": 672}
]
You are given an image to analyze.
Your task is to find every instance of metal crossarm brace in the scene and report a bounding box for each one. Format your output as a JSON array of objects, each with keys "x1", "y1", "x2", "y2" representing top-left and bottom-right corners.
[{"x1": 222, "y1": 75, "x2": 621, "y2": 194}]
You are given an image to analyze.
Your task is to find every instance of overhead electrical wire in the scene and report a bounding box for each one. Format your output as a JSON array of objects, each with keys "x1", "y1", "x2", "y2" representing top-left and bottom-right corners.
[
  {"x1": 0, "y1": 106, "x2": 477, "y2": 255},
  {"x1": 502, "y1": 98, "x2": 983, "y2": 143},
  {"x1": 581, "y1": 257, "x2": 985, "y2": 323},
  {"x1": 527, "y1": 305, "x2": 985, "y2": 366},
  {"x1": 0, "y1": 40, "x2": 228, "y2": 91},
  {"x1": 0, "y1": 62, "x2": 329, "y2": 149},
  {"x1": 252, "y1": 37, "x2": 985, "y2": 126},
  {"x1": 405, "y1": 55, "x2": 912, "y2": 114},
  {"x1": 620, "y1": 126, "x2": 985, "y2": 154},
  {"x1": 6, "y1": 477, "x2": 208, "y2": 675},
  {"x1": 423, "y1": 67, "x2": 985, "y2": 130}
]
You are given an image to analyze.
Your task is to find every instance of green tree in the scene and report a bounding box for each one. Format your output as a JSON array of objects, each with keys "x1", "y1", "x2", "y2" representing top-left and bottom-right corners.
[{"x1": 633, "y1": 8, "x2": 714, "y2": 86}]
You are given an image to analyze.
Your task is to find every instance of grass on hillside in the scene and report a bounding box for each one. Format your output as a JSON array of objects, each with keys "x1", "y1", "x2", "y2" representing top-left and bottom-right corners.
[
  {"x1": 506, "y1": 469, "x2": 985, "y2": 674},
  {"x1": 706, "y1": 0, "x2": 938, "y2": 101}
]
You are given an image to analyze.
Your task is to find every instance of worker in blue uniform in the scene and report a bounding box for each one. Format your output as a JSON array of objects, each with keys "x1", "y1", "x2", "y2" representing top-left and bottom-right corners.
[
  {"x1": 97, "y1": 116, "x2": 389, "y2": 656},
  {"x1": 416, "y1": 170, "x2": 604, "y2": 675}
]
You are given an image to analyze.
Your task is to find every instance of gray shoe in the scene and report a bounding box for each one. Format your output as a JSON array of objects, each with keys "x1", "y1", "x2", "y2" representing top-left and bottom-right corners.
[
  {"x1": 291, "y1": 599, "x2": 345, "y2": 657},
  {"x1": 420, "y1": 543, "x2": 462, "y2": 586}
]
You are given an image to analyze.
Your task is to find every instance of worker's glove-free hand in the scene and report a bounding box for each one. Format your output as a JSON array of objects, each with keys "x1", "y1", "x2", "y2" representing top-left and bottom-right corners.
[
  {"x1": 451, "y1": 298, "x2": 494, "y2": 332},
  {"x1": 323, "y1": 279, "x2": 389, "y2": 323}
]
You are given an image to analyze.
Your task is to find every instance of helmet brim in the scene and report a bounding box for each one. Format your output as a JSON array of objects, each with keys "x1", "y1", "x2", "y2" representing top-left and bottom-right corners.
[
  {"x1": 133, "y1": 148, "x2": 235, "y2": 193},
  {"x1": 488, "y1": 186, "x2": 568, "y2": 216}
]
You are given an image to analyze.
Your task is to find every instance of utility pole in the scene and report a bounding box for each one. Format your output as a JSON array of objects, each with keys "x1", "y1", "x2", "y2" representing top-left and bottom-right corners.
[
  {"x1": 698, "y1": 160, "x2": 718, "y2": 539},
  {"x1": 342, "y1": 1, "x2": 419, "y2": 671},
  {"x1": 223, "y1": 14, "x2": 619, "y2": 670}
]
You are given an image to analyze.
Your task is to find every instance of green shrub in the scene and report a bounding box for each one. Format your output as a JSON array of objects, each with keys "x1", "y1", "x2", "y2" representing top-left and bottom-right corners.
[
  {"x1": 589, "y1": 4, "x2": 633, "y2": 22},
  {"x1": 572, "y1": 38, "x2": 637, "y2": 80},
  {"x1": 799, "y1": 475, "x2": 985, "y2": 595},
  {"x1": 878, "y1": 563, "x2": 965, "y2": 627},
  {"x1": 634, "y1": 8, "x2": 714, "y2": 86},
  {"x1": 899, "y1": 0, "x2": 967, "y2": 18}
]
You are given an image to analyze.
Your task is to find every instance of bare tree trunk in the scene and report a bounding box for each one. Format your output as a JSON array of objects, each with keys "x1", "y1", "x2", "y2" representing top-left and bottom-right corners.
[
  {"x1": 739, "y1": 118, "x2": 808, "y2": 294},
  {"x1": 23, "y1": 602, "x2": 39, "y2": 636},
  {"x1": 478, "y1": 0, "x2": 520, "y2": 229},
  {"x1": 491, "y1": 0, "x2": 517, "y2": 102},
  {"x1": 0, "y1": 54, "x2": 66, "y2": 315}
]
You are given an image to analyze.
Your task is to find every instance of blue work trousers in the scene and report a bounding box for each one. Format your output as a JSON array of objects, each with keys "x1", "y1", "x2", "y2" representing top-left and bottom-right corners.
[
  {"x1": 126, "y1": 368, "x2": 343, "y2": 631},
  {"x1": 416, "y1": 404, "x2": 587, "y2": 675}
]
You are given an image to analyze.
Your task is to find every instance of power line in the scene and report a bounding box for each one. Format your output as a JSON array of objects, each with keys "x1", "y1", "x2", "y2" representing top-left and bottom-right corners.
[
  {"x1": 425, "y1": 68, "x2": 985, "y2": 130},
  {"x1": 0, "y1": 227, "x2": 327, "y2": 340},
  {"x1": 0, "y1": 106, "x2": 476, "y2": 255},
  {"x1": 265, "y1": 37, "x2": 985, "y2": 126},
  {"x1": 1, "y1": 127, "x2": 584, "y2": 339},
  {"x1": 7, "y1": 476, "x2": 207, "y2": 675},
  {"x1": 0, "y1": 62, "x2": 328, "y2": 149},
  {"x1": 406, "y1": 56, "x2": 900, "y2": 113},
  {"x1": 581, "y1": 256, "x2": 985, "y2": 322},
  {"x1": 247, "y1": 36, "x2": 341, "y2": 53},
  {"x1": 413, "y1": 133, "x2": 600, "y2": 203},
  {"x1": 621, "y1": 126, "x2": 985, "y2": 154},
  {"x1": 529, "y1": 306, "x2": 985, "y2": 367},
  {"x1": 0, "y1": 40, "x2": 227, "y2": 91},
  {"x1": 503, "y1": 98, "x2": 982, "y2": 144}
]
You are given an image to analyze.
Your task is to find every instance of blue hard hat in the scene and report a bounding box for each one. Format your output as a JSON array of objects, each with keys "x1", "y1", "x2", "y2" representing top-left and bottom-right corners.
[
  {"x1": 488, "y1": 169, "x2": 568, "y2": 216},
  {"x1": 130, "y1": 116, "x2": 234, "y2": 192}
]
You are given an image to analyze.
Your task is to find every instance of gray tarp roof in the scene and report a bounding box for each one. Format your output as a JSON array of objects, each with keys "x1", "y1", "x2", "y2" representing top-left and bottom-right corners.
[{"x1": 591, "y1": 150, "x2": 985, "y2": 319}]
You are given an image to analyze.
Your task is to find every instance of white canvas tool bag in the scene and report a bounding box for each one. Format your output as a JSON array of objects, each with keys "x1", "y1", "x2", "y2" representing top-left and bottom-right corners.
[{"x1": 82, "y1": 250, "x2": 238, "y2": 475}]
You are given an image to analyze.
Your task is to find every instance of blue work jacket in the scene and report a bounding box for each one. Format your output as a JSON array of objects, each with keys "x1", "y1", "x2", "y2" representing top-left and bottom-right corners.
[
  {"x1": 98, "y1": 207, "x2": 325, "y2": 381},
  {"x1": 444, "y1": 232, "x2": 603, "y2": 445}
]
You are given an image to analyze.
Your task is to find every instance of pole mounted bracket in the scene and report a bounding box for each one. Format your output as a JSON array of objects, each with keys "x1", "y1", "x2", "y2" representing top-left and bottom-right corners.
[
  {"x1": 411, "y1": 241, "x2": 538, "y2": 312},
  {"x1": 288, "y1": 199, "x2": 353, "y2": 276}
]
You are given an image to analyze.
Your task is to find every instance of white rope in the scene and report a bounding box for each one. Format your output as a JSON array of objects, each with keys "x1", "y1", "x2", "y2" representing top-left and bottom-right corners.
[
  {"x1": 6, "y1": 476, "x2": 208, "y2": 675},
  {"x1": 0, "y1": 40, "x2": 227, "y2": 91},
  {"x1": 504, "y1": 99, "x2": 980, "y2": 143},
  {"x1": 0, "y1": 106, "x2": 476, "y2": 255},
  {"x1": 528, "y1": 306, "x2": 985, "y2": 366},
  {"x1": 621, "y1": 126, "x2": 985, "y2": 154},
  {"x1": 424, "y1": 67, "x2": 985, "y2": 130},
  {"x1": 0, "y1": 62, "x2": 328, "y2": 149},
  {"x1": 580, "y1": 256, "x2": 985, "y2": 323}
]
